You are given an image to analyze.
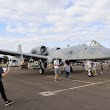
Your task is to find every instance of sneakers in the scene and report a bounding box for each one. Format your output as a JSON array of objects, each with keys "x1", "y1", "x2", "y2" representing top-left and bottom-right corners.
[
  {"x1": 55, "y1": 78, "x2": 58, "y2": 82},
  {"x1": 69, "y1": 76, "x2": 72, "y2": 79},
  {"x1": 101, "y1": 72, "x2": 103, "y2": 74},
  {"x1": 5, "y1": 100, "x2": 13, "y2": 106}
]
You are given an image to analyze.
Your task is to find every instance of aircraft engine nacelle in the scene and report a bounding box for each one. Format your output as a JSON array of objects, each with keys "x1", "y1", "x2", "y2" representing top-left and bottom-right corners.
[{"x1": 30, "y1": 46, "x2": 48, "y2": 55}]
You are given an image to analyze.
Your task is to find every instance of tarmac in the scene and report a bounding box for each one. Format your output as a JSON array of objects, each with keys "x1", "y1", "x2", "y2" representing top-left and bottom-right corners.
[{"x1": 0, "y1": 65, "x2": 110, "y2": 110}]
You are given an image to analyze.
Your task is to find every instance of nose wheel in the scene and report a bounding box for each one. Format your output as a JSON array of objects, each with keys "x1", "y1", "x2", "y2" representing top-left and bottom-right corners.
[
  {"x1": 87, "y1": 69, "x2": 93, "y2": 77},
  {"x1": 39, "y1": 68, "x2": 44, "y2": 74}
]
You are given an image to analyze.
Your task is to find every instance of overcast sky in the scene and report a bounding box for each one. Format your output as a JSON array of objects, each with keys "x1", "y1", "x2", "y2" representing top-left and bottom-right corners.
[{"x1": 0, "y1": 0, "x2": 110, "y2": 53}]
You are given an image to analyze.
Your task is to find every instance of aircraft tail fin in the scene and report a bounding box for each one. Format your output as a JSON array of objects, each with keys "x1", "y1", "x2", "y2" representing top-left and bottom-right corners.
[
  {"x1": 18, "y1": 44, "x2": 24, "y2": 62},
  {"x1": 18, "y1": 44, "x2": 22, "y2": 53}
]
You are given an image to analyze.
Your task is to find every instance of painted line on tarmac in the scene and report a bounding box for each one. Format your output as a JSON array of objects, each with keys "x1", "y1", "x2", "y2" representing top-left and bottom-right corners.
[
  {"x1": 47, "y1": 76, "x2": 93, "y2": 83},
  {"x1": 47, "y1": 76, "x2": 54, "y2": 78},
  {"x1": 46, "y1": 76, "x2": 64, "y2": 80},
  {"x1": 39, "y1": 80, "x2": 110, "y2": 96},
  {"x1": 72, "y1": 80, "x2": 93, "y2": 84},
  {"x1": 18, "y1": 79, "x2": 42, "y2": 85}
]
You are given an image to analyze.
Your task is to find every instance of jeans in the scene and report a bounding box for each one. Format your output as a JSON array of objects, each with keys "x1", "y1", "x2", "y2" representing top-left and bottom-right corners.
[
  {"x1": 0, "y1": 81, "x2": 8, "y2": 102},
  {"x1": 65, "y1": 71, "x2": 70, "y2": 78}
]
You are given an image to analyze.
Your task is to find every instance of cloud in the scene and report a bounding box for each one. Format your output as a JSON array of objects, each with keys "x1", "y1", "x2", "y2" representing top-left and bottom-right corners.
[{"x1": 0, "y1": 0, "x2": 110, "y2": 54}]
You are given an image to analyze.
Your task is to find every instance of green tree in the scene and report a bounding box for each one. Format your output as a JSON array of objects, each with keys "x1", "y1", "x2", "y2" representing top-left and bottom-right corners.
[{"x1": 3, "y1": 55, "x2": 9, "y2": 63}]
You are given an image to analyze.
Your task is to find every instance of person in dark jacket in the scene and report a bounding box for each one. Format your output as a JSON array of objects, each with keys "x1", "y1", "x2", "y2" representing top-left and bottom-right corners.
[{"x1": 0, "y1": 65, "x2": 13, "y2": 106}]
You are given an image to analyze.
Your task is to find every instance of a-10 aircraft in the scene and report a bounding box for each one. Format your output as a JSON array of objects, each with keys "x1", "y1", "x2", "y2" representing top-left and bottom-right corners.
[{"x1": 0, "y1": 40, "x2": 110, "y2": 74}]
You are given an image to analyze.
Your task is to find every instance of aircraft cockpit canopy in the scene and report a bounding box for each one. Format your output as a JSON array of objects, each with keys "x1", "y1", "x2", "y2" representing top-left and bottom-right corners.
[
  {"x1": 82, "y1": 40, "x2": 103, "y2": 47},
  {"x1": 90, "y1": 40, "x2": 102, "y2": 47}
]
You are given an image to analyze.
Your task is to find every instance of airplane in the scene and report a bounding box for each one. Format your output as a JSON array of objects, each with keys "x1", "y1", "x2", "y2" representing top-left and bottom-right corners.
[{"x1": 0, "y1": 40, "x2": 110, "y2": 74}]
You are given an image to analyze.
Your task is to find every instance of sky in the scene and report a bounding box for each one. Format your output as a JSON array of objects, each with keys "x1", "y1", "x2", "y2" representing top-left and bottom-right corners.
[{"x1": 0, "y1": 0, "x2": 110, "y2": 53}]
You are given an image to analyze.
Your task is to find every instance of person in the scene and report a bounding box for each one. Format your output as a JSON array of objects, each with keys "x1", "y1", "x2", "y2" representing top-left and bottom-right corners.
[
  {"x1": 100, "y1": 62, "x2": 103, "y2": 74},
  {"x1": 0, "y1": 64, "x2": 13, "y2": 106},
  {"x1": 54, "y1": 58, "x2": 61, "y2": 82},
  {"x1": 82, "y1": 61, "x2": 85, "y2": 68},
  {"x1": 107, "y1": 62, "x2": 110, "y2": 72},
  {"x1": 64, "y1": 60, "x2": 72, "y2": 79},
  {"x1": 6, "y1": 61, "x2": 9, "y2": 68},
  {"x1": 84, "y1": 61, "x2": 88, "y2": 71},
  {"x1": 92, "y1": 61, "x2": 97, "y2": 76},
  {"x1": 85, "y1": 60, "x2": 93, "y2": 77}
]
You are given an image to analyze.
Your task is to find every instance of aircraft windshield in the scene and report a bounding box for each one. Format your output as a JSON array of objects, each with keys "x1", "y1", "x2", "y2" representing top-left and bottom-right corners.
[
  {"x1": 90, "y1": 40, "x2": 102, "y2": 47},
  {"x1": 81, "y1": 40, "x2": 102, "y2": 47}
]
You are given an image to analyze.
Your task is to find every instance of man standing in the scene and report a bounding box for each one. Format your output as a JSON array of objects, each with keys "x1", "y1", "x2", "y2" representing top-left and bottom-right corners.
[
  {"x1": 92, "y1": 61, "x2": 97, "y2": 76},
  {"x1": 0, "y1": 65, "x2": 13, "y2": 106},
  {"x1": 100, "y1": 62, "x2": 103, "y2": 74},
  {"x1": 54, "y1": 58, "x2": 61, "y2": 82},
  {"x1": 107, "y1": 62, "x2": 110, "y2": 72}
]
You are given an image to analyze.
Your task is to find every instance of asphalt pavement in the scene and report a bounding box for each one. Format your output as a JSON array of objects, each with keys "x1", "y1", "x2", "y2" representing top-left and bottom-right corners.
[{"x1": 0, "y1": 65, "x2": 110, "y2": 110}]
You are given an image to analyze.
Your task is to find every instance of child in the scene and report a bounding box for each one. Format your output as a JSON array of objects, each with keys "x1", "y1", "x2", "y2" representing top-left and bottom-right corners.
[{"x1": 64, "y1": 60, "x2": 72, "y2": 79}]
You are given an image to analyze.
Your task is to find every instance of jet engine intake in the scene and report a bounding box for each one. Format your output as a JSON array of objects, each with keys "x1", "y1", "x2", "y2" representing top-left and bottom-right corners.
[{"x1": 30, "y1": 46, "x2": 48, "y2": 55}]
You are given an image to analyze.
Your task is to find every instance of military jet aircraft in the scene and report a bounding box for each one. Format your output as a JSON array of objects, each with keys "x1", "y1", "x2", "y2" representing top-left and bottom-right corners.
[{"x1": 0, "y1": 40, "x2": 110, "y2": 74}]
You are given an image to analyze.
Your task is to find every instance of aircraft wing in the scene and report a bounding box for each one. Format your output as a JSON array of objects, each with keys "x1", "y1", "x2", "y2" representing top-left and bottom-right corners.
[
  {"x1": 69, "y1": 57, "x2": 110, "y2": 62},
  {"x1": 0, "y1": 49, "x2": 23, "y2": 56},
  {"x1": 0, "y1": 49, "x2": 48, "y2": 60},
  {"x1": 22, "y1": 53, "x2": 48, "y2": 60}
]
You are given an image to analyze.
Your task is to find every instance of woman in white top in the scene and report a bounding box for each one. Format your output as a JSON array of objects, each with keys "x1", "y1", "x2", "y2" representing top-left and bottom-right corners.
[{"x1": 54, "y1": 58, "x2": 61, "y2": 81}]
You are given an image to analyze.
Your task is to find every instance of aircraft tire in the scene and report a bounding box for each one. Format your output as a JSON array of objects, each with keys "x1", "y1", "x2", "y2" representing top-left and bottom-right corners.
[
  {"x1": 39, "y1": 68, "x2": 44, "y2": 74},
  {"x1": 88, "y1": 71, "x2": 93, "y2": 77}
]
